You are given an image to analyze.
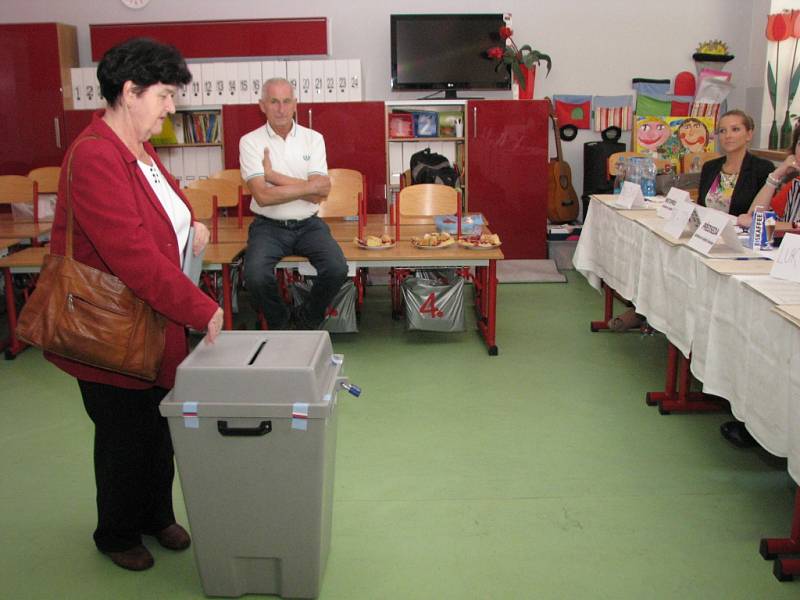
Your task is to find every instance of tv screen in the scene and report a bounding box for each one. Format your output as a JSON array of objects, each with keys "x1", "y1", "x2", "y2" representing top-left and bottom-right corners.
[{"x1": 391, "y1": 14, "x2": 510, "y2": 97}]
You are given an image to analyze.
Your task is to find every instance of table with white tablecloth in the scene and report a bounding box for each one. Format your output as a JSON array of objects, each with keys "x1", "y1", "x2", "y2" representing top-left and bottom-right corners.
[{"x1": 573, "y1": 195, "x2": 800, "y2": 482}]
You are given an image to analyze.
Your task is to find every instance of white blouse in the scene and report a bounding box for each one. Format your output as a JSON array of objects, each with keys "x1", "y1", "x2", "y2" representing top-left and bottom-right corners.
[{"x1": 138, "y1": 160, "x2": 191, "y2": 265}]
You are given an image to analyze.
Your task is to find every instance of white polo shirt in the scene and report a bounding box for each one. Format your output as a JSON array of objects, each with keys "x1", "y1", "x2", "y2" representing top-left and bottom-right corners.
[{"x1": 239, "y1": 120, "x2": 327, "y2": 221}]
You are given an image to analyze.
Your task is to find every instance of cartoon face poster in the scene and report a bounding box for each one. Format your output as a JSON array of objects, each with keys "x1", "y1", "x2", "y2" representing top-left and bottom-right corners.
[{"x1": 634, "y1": 115, "x2": 716, "y2": 160}]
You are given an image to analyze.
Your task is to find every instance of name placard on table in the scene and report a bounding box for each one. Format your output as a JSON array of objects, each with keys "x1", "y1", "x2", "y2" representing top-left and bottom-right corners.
[
  {"x1": 661, "y1": 197, "x2": 701, "y2": 239},
  {"x1": 613, "y1": 182, "x2": 647, "y2": 209},
  {"x1": 687, "y1": 207, "x2": 746, "y2": 256},
  {"x1": 770, "y1": 233, "x2": 800, "y2": 283},
  {"x1": 656, "y1": 188, "x2": 691, "y2": 220}
]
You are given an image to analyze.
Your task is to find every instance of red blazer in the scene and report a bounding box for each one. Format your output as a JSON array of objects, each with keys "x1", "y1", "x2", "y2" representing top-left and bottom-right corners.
[{"x1": 46, "y1": 112, "x2": 219, "y2": 389}]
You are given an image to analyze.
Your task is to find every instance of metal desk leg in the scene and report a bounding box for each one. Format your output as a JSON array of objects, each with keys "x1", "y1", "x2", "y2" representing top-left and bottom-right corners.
[
  {"x1": 476, "y1": 260, "x2": 498, "y2": 356},
  {"x1": 646, "y1": 342, "x2": 678, "y2": 407},
  {"x1": 760, "y1": 487, "x2": 800, "y2": 581},
  {"x1": 646, "y1": 343, "x2": 725, "y2": 414},
  {"x1": 590, "y1": 282, "x2": 615, "y2": 332}
]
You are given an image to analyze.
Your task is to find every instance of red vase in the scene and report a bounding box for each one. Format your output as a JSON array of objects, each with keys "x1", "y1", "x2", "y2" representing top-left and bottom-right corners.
[{"x1": 515, "y1": 65, "x2": 536, "y2": 100}]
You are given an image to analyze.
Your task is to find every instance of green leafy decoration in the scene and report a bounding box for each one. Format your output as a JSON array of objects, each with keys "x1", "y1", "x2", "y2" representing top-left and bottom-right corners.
[
  {"x1": 789, "y1": 63, "x2": 800, "y2": 104},
  {"x1": 768, "y1": 61, "x2": 777, "y2": 111}
]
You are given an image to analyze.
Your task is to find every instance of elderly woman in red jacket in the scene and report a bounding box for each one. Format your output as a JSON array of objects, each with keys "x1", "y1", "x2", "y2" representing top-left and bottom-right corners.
[{"x1": 48, "y1": 38, "x2": 223, "y2": 571}]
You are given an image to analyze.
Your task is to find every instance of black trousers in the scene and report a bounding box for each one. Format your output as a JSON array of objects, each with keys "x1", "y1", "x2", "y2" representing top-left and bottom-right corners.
[
  {"x1": 244, "y1": 215, "x2": 348, "y2": 329},
  {"x1": 78, "y1": 380, "x2": 176, "y2": 552}
]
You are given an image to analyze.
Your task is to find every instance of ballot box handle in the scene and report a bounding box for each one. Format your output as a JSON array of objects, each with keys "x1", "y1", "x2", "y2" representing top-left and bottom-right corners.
[{"x1": 217, "y1": 420, "x2": 273, "y2": 437}]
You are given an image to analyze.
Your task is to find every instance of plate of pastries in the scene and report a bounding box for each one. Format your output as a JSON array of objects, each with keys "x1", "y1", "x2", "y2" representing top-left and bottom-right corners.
[
  {"x1": 457, "y1": 233, "x2": 502, "y2": 249},
  {"x1": 410, "y1": 231, "x2": 456, "y2": 249},
  {"x1": 355, "y1": 234, "x2": 395, "y2": 250}
]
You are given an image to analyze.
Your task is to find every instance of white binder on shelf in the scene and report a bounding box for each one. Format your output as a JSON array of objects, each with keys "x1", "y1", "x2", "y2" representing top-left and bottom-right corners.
[
  {"x1": 273, "y1": 60, "x2": 287, "y2": 80},
  {"x1": 169, "y1": 148, "x2": 185, "y2": 187},
  {"x1": 285, "y1": 61, "x2": 300, "y2": 99},
  {"x1": 176, "y1": 80, "x2": 190, "y2": 107},
  {"x1": 324, "y1": 60, "x2": 337, "y2": 103},
  {"x1": 248, "y1": 61, "x2": 262, "y2": 104},
  {"x1": 155, "y1": 148, "x2": 170, "y2": 172},
  {"x1": 298, "y1": 61, "x2": 313, "y2": 104},
  {"x1": 311, "y1": 60, "x2": 326, "y2": 103},
  {"x1": 82, "y1": 67, "x2": 100, "y2": 109},
  {"x1": 261, "y1": 60, "x2": 274, "y2": 95},
  {"x1": 208, "y1": 147, "x2": 224, "y2": 176},
  {"x1": 236, "y1": 62, "x2": 250, "y2": 105},
  {"x1": 188, "y1": 64, "x2": 203, "y2": 107},
  {"x1": 195, "y1": 147, "x2": 210, "y2": 180},
  {"x1": 213, "y1": 63, "x2": 227, "y2": 104},
  {"x1": 70, "y1": 68, "x2": 85, "y2": 109},
  {"x1": 347, "y1": 59, "x2": 362, "y2": 101},
  {"x1": 182, "y1": 147, "x2": 198, "y2": 186},
  {"x1": 223, "y1": 62, "x2": 238, "y2": 105},
  {"x1": 335, "y1": 60, "x2": 349, "y2": 103},
  {"x1": 200, "y1": 63, "x2": 215, "y2": 105}
]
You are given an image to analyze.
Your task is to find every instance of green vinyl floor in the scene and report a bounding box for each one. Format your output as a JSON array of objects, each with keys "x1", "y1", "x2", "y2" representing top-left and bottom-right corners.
[{"x1": 0, "y1": 272, "x2": 797, "y2": 599}]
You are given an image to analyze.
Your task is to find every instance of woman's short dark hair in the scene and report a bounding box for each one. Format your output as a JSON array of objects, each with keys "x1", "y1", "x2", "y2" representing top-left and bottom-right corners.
[{"x1": 97, "y1": 38, "x2": 191, "y2": 106}]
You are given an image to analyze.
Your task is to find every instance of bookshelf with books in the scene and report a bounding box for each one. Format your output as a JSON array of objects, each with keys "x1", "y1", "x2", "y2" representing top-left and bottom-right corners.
[
  {"x1": 386, "y1": 100, "x2": 467, "y2": 207},
  {"x1": 148, "y1": 108, "x2": 222, "y2": 187},
  {"x1": 151, "y1": 109, "x2": 222, "y2": 148}
]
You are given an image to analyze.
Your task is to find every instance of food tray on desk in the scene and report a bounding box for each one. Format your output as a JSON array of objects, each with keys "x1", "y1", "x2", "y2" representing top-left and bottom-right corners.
[
  {"x1": 411, "y1": 238, "x2": 456, "y2": 250},
  {"x1": 355, "y1": 240, "x2": 396, "y2": 250}
]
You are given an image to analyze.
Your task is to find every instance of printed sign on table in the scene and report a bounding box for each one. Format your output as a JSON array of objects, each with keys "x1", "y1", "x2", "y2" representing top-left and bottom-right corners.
[
  {"x1": 662, "y1": 198, "x2": 700, "y2": 239},
  {"x1": 657, "y1": 188, "x2": 691, "y2": 219},
  {"x1": 613, "y1": 181, "x2": 647, "y2": 209},
  {"x1": 688, "y1": 208, "x2": 744, "y2": 256},
  {"x1": 770, "y1": 233, "x2": 800, "y2": 283}
]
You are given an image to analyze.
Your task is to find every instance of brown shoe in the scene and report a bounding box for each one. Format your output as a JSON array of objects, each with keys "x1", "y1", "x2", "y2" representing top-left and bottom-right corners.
[
  {"x1": 151, "y1": 523, "x2": 191, "y2": 551},
  {"x1": 104, "y1": 545, "x2": 154, "y2": 571}
]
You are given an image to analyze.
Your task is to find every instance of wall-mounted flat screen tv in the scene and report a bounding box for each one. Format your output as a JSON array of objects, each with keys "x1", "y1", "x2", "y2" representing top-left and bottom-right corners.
[{"x1": 390, "y1": 13, "x2": 510, "y2": 98}]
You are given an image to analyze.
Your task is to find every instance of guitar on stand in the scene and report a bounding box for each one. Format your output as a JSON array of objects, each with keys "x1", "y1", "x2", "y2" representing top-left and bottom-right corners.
[{"x1": 545, "y1": 97, "x2": 579, "y2": 223}]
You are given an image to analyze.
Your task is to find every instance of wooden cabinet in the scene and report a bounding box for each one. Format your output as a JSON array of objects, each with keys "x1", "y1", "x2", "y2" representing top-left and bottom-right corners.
[
  {"x1": 467, "y1": 100, "x2": 549, "y2": 259},
  {"x1": 0, "y1": 23, "x2": 77, "y2": 175},
  {"x1": 63, "y1": 109, "x2": 94, "y2": 149},
  {"x1": 223, "y1": 102, "x2": 387, "y2": 213}
]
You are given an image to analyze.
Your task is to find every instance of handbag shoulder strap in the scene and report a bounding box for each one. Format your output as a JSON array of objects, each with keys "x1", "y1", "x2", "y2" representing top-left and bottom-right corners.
[{"x1": 64, "y1": 135, "x2": 101, "y2": 259}]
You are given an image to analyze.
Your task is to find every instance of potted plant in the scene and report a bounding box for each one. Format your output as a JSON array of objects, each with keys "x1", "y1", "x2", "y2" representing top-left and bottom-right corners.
[{"x1": 487, "y1": 26, "x2": 552, "y2": 99}]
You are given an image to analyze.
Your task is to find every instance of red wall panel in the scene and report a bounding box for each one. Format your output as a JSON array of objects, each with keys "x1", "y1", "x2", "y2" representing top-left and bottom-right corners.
[{"x1": 90, "y1": 18, "x2": 328, "y2": 61}]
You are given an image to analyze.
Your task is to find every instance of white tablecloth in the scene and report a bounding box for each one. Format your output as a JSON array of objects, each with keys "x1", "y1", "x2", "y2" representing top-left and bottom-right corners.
[{"x1": 573, "y1": 196, "x2": 800, "y2": 483}]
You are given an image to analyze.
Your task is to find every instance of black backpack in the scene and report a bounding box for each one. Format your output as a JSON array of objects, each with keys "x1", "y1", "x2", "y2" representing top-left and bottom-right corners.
[{"x1": 410, "y1": 148, "x2": 460, "y2": 188}]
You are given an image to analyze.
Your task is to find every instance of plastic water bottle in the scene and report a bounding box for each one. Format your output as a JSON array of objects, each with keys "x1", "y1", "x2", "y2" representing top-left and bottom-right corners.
[
  {"x1": 613, "y1": 157, "x2": 627, "y2": 194},
  {"x1": 641, "y1": 158, "x2": 657, "y2": 197},
  {"x1": 627, "y1": 157, "x2": 642, "y2": 187}
]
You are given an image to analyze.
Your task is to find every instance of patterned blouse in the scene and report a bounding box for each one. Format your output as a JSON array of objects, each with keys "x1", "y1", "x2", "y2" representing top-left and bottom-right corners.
[{"x1": 704, "y1": 171, "x2": 739, "y2": 213}]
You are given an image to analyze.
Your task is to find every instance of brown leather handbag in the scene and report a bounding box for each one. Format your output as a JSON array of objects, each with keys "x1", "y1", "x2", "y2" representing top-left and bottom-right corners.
[{"x1": 16, "y1": 136, "x2": 166, "y2": 381}]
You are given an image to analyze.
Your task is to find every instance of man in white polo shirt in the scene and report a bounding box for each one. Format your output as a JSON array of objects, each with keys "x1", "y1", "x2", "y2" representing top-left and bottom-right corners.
[{"x1": 240, "y1": 78, "x2": 348, "y2": 329}]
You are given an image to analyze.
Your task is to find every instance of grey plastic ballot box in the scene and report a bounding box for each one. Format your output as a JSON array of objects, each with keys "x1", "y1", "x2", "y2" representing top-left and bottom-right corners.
[{"x1": 160, "y1": 331, "x2": 347, "y2": 599}]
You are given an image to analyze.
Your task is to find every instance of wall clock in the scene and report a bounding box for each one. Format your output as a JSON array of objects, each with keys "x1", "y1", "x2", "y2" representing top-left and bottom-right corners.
[{"x1": 121, "y1": 0, "x2": 151, "y2": 9}]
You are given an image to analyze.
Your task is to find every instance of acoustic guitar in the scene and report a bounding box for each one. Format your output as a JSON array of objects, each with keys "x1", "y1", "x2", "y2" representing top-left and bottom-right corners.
[{"x1": 545, "y1": 97, "x2": 579, "y2": 223}]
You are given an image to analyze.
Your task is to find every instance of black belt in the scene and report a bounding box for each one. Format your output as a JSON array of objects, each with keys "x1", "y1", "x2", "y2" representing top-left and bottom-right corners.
[{"x1": 258, "y1": 215, "x2": 314, "y2": 228}]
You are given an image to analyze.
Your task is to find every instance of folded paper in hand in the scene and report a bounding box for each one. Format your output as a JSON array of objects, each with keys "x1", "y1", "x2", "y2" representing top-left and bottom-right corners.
[{"x1": 183, "y1": 228, "x2": 205, "y2": 286}]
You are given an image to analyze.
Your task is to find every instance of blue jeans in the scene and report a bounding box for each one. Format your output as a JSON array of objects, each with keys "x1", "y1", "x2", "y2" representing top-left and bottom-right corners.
[{"x1": 245, "y1": 215, "x2": 348, "y2": 329}]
